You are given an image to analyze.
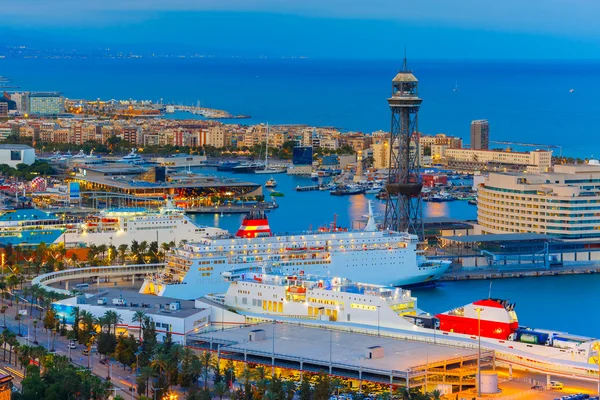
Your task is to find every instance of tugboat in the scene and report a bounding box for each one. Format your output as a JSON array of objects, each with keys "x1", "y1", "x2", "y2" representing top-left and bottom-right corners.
[{"x1": 265, "y1": 177, "x2": 277, "y2": 188}]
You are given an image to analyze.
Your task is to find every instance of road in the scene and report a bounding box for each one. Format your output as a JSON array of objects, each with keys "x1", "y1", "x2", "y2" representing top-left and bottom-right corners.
[{"x1": 0, "y1": 299, "x2": 139, "y2": 399}]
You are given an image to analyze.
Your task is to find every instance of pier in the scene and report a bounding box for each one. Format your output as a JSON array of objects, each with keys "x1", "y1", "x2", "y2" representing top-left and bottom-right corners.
[{"x1": 185, "y1": 202, "x2": 279, "y2": 214}]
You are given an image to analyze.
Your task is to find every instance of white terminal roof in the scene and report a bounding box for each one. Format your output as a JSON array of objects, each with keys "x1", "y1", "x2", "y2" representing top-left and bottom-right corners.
[{"x1": 195, "y1": 323, "x2": 477, "y2": 372}]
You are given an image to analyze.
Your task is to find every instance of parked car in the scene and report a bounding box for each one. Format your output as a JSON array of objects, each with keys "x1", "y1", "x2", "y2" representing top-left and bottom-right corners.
[{"x1": 549, "y1": 381, "x2": 564, "y2": 390}]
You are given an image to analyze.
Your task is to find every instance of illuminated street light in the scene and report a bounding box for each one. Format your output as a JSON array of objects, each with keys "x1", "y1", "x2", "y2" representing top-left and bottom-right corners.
[{"x1": 474, "y1": 306, "x2": 484, "y2": 398}]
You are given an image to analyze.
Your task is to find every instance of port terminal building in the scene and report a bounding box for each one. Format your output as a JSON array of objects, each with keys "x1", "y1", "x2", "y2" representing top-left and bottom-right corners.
[
  {"x1": 68, "y1": 165, "x2": 262, "y2": 208},
  {"x1": 188, "y1": 322, "x2": 493, "y2": 394}
]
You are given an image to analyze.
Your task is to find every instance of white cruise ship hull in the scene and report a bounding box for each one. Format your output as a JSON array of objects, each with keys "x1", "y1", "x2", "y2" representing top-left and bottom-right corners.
[{"x1": 142, "y1": 246, "x2": 449, "y2": 300}]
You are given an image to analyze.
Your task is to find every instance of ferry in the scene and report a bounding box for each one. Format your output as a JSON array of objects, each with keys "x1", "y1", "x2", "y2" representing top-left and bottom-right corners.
[
  {"x1": 140, "y1": 201, "x2": 451, "y2": 299},
  {"x1": 205, "y1": 267, "x2": 419, "y2": 327},
  {"x1": 265, "y1": 177, "x2": 277, "y2": 188},
  {"x1": 434, "y1": 299, "x2": 599, "y2": 365},
  {"x1": 58, "y1": 199, "x2": 228, "y2": 248},
  {"x1": 117, "y1": 149, "x2": 145, "y2": 165}
]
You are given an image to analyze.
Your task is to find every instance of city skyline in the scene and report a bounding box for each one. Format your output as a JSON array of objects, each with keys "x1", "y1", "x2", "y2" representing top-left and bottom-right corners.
[{"x1": 2, "y1": 1, "x2": 600, "y2": 59}]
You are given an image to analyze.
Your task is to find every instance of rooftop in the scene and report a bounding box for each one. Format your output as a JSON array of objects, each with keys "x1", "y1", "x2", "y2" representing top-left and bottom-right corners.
[
  {"x1": 191, "y1": 323, "x2": 479, "y2": 373},
  {"x1": 75, "y1": 289, "x2": 205, "y2": 318},
  {"x1": 441, "y1": 233, "x2": 553, "y2": 244},
  {"x1": 0, "y1": 144, "x2": 33, "y2": 150}
]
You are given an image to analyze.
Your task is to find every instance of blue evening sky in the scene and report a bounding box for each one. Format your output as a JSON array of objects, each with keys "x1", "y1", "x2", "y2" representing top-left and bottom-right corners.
[{"x1": 2, "y1": 1, "x2": 599, "y2": 59}]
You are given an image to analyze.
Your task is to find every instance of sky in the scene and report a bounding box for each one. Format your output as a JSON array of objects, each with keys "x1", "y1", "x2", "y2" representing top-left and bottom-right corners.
[{"x1": 2, "y1": 1, "x2": 600, "y2": 59}]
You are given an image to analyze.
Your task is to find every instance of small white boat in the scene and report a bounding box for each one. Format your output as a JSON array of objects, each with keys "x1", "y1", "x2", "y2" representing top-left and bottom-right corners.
[{"x1": 265, "y1": 177, "x2": 277, "y2": 188}]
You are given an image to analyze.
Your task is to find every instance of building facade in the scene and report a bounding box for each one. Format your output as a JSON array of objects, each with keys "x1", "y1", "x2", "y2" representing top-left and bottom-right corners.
[
  {"x1": 441, "y1": 148, "x2": 551, "y2": 172},
  {"x1": 0, "y1": 144, "x2": 36, "y2": 167},
  {"x1": 28, "y1": 92, "x2": 63, "y2": 115},
  {"x1": 478, "y1": 162, "x2": 600, "y2": 239},
  {"x1": 470, "y1": 119, "x2": 489, "y2": 150}
]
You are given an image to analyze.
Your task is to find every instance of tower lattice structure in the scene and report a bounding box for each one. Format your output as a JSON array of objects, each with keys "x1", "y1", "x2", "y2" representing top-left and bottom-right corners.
[{"x1": 383, "y1": 59, "x2": 424, "y2": 239}]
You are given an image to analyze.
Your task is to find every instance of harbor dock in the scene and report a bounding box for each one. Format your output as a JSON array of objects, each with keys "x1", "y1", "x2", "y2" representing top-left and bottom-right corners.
[{"x1": 185, "y1": 202, "x2": 279, "y2": 214}]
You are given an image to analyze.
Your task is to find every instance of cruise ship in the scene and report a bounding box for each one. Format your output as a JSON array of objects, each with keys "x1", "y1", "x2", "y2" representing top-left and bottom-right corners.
[
  {"x1": 58, "y1": 200, "x2": 228, "y2": 248},
  {"x1": 140, "y1": 202, "x2": 451, "y2": 299},
  {"x1": 0, "y1": 200, "x2": 227, "y2": 248},
  {"x1": 0, "y1": 209, "x2": 66, "y2": 246}
]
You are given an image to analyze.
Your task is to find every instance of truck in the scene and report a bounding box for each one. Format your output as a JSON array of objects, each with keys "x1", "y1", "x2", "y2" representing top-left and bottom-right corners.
[
  {"x1": 508, "y1": 327, "x2": 550, "y2": 345},
  {"x1": 550, "y1": 334, "x2": 593, "y2": 350},
  {"x1": 112, "y1": 298, "x2": 126, "y2": 306}
]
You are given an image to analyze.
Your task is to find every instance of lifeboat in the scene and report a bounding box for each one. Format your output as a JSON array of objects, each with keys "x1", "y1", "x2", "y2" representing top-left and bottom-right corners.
[
  {"x1": 101, "y1": 218, "x2": 118, "y2": 223},
  {"x1": 286, "y1": 276, "x2": 297, "y2": 281},
  {"x1": 288, "y1": 286, "x2": 306, "y2": 294},
  {"x1": 309, "y1": 246, "x2": 325, "y2": 251},
  {"x1": 66, "y1": 224, "x2": 75, "y2": 229},
  {"x1": 253, "y1": 276, "x2": 263, "y2": 283},
  {"x1": 285, "y1": 246, "x2": 307, "y2": 252},
  {"x1": 87, "y1": 223, "x2": 98, "y2": 227}
]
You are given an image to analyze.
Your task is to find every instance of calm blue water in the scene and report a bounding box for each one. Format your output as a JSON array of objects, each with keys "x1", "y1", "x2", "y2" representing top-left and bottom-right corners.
[
  {"x1": 187, "y1": 168, "x2": 476, "y2": 233},
  {"x1": 2, "y1": 58, "x2": 600, "y2": 157},
  {"x1": 3, "y1": 57, "x2": 600, "y2": 336},
  {"x1": 191, "y1": 170, "x2": 600, "y2": 337}
]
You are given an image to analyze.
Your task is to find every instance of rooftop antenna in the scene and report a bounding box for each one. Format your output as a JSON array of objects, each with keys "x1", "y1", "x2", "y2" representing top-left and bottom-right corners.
[{"x1": 402, "y1": 47, "x2": 408, "y2": 72}]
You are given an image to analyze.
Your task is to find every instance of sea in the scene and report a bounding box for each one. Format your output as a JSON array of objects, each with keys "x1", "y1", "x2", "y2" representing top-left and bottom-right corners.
[
  {"x1": 2, "y1": 57, "x2": 600, "y2": 336},
  {"x1": 2, "y1": 57, "x2": 600, "y2": 157}
]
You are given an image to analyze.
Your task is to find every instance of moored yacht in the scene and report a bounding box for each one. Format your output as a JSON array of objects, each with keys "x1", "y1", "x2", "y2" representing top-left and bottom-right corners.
[{"x1": 117, "y1": 149, "x2": 145, "y2": 165}]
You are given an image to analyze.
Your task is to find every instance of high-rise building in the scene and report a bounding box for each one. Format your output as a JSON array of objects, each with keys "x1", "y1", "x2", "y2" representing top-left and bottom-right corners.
[
  {"x1": 0, "y1": 103, "x2": 7, "y2": 118},
  {"x1": 470, "y1": 119, "x2": 489, "y2": 150},
  {"x1": 11, "y1": 92, "x2": 29, "y2": 113},
  {"x1": 28, "y1": 92, "x2": 63, "y2": 116}
]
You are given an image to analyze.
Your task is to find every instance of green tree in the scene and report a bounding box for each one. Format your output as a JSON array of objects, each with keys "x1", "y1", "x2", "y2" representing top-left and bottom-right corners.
[
  {"x1": 313, "y1": 371, "x2": 332, "y2": 400},
  {"x1": 132, "y1": 310, "x2": 147, "y2": 339},
  {"x1": 298, "y1": 375, "x2": 313, "y2": 400}
]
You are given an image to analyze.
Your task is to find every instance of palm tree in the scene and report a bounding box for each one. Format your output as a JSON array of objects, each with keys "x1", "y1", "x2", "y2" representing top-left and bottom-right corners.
[
  {"x1": 138, "y1": 241, "x2": 148, "y2": 263},
  {"x1": 117, "y1": 244, "x2": 129, "y2": 264},
  {"x1": 151, "y1": 352, "x2": 168, "y2": 378},
  {"x1": 429, "y1": 389, "x2": 442, "y2": 400},
  {"x1": 32, "y1": 319, "x2": 39, "y2": 344},
  {"x1": 103, "y1": 310, "x2": 122, "y2": 334},
  {"x1": 160, "y1": 242, "x2": 171, "y2": 262},
  {"x1": 254, "y1": 366, "x2": 269, "y2": 398},
  {"x1": 7, "y1": 332, "x2": 17, "y2": 365},
  {"x1": 213, "y1": 381, "x2": 228, "y2": 400},
  {"x1": 132, "y1": 310, "x2": 146, "y2": 339},
  {"x1": 139, "y1": 366, "x2": 154, "y2": 397},
  {"x1": 18, "y1": 345, "x2": 31, "y2": 373},
  {"x1": 200, "y1": 351, "x2": 214, "y2": 390},
  {"x1": 70, "y1": 306, "x2": 81, "y2": 335}
]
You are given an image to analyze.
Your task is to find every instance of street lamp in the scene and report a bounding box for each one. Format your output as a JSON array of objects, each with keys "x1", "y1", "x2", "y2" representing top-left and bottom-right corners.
[
  {"x1": 474, "y1": 306, "x2": 484, "y2": 398},
  {"x1": 377, "y1": 305, "x2": 381, "y2": 337},
  {"x1": 153, "y1": 387, "x2": 163, "y2": 400}
]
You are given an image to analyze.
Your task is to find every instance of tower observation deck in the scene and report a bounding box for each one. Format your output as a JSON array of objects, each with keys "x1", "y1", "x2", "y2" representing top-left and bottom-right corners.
[{"x1": 383, "y1": 58, "x2": 424, "y2": 239}]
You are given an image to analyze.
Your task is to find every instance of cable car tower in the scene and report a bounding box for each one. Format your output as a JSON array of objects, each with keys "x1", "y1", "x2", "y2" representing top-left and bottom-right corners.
[{"x1": 383, "y1": 57, "x2": 424, "y2": 239}]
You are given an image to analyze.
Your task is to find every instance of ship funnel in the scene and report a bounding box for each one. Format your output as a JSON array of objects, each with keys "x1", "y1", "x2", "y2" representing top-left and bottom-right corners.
[{"x1": 235, "y1": 210, "x2": 272, "y2": 238}]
